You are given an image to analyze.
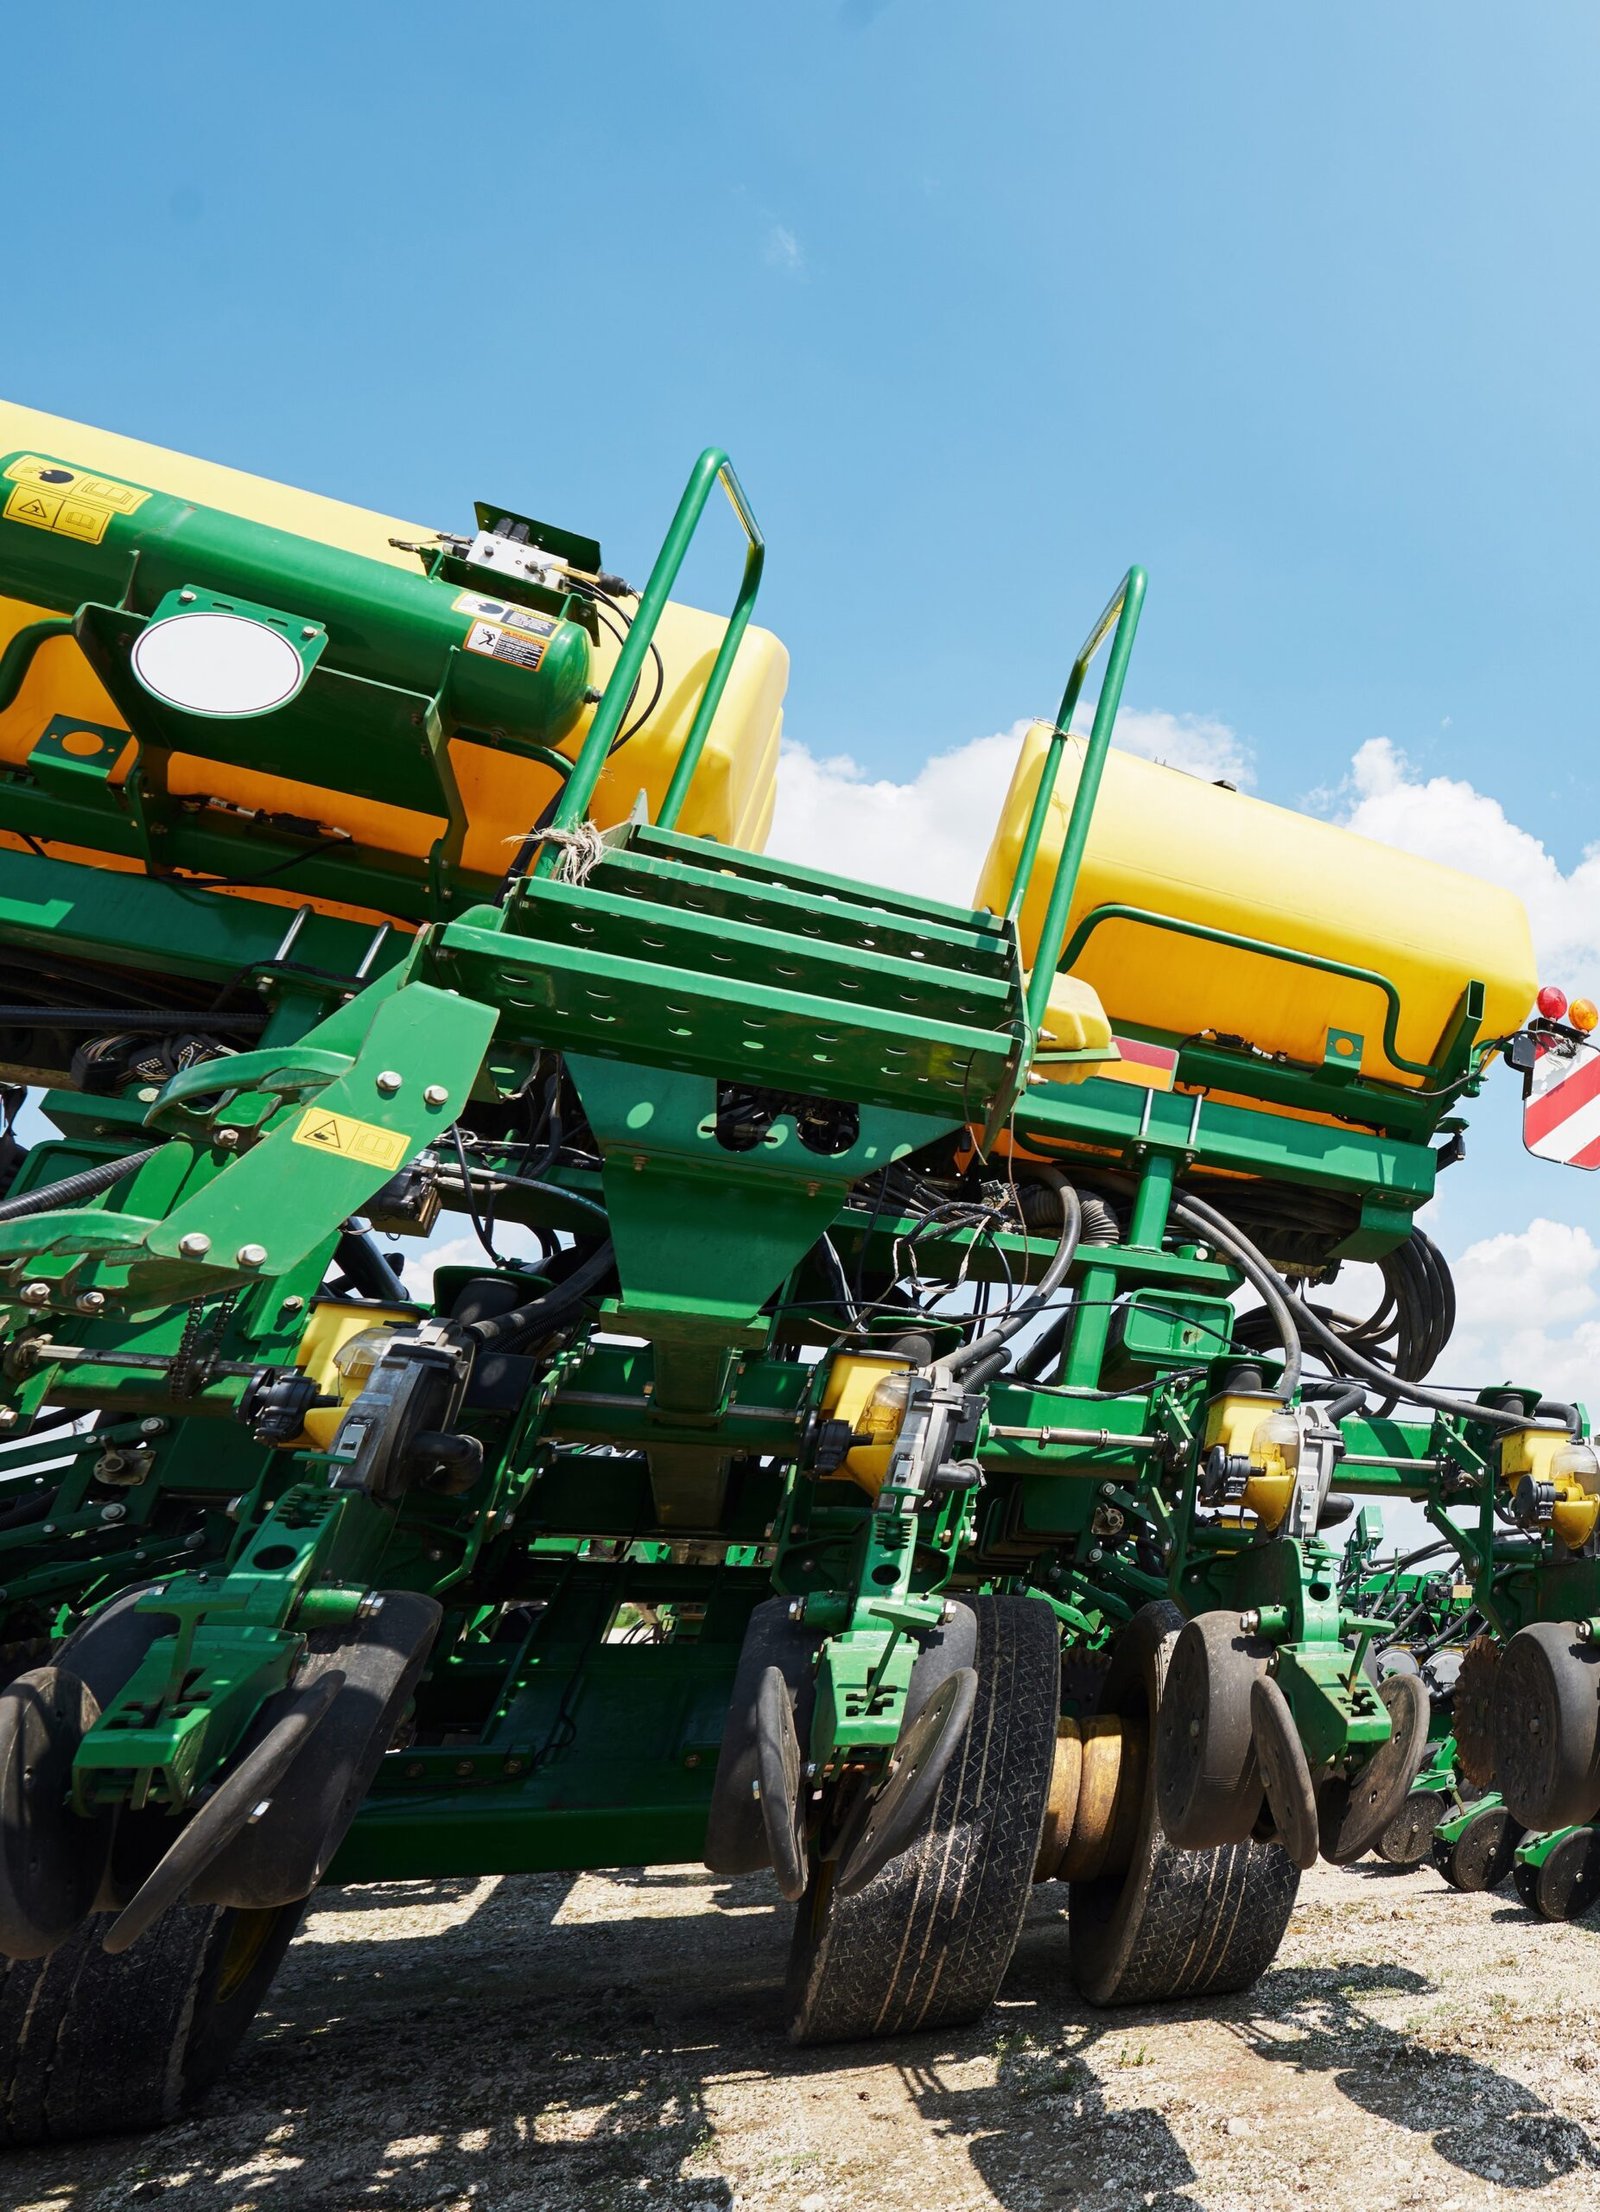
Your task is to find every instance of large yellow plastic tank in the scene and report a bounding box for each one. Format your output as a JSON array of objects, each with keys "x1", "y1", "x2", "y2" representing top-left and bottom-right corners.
[
  {"x1": 974, "y1": 725, "x2": 1537, "y2": 1088},
  {"x1": 0, "y1": 402, "x2": 784, "y2": 910}
]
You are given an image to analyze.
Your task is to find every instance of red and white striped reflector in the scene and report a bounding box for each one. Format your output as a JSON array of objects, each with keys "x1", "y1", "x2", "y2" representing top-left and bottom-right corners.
[{"x1": 1524, "y1": 1038, "x2": 1600, "y2": 1169}]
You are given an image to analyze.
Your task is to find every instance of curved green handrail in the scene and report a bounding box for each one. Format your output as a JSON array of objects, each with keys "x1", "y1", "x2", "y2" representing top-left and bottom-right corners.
[{"x1": 1057, "y1": 903, "x2": 1437, "y2": 1077}]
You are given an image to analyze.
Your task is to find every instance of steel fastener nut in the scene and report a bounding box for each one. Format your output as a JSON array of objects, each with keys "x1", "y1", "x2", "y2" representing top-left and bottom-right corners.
[
  {"x1": 76, "y1": 1291, "x2": 106, "y2": 1314},
  {"x1": 375, "y1": 1070, "x2": 403, "y2": 1096},
  {"x1": 423, "y1": 1084, "x2": 449, "y2": 1107},
  {"x1": 1240, "y1": 1609, "x2": 1261, "y2": 1633},
  {"x1": 236, "y1": 1243, "x2": 268, "y2": 1268},
  {"x1": 178, "y1": 1232, "x2": 211, "y2": 1259},
  {"x1": 21, "y1": 1282, "x2": 50, "y2": 1306}
]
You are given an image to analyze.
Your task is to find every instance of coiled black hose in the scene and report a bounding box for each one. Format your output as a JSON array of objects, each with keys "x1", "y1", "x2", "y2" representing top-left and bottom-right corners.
[{"x1": 0, "y1": 1146, "x2": 161, "y2": 1223}]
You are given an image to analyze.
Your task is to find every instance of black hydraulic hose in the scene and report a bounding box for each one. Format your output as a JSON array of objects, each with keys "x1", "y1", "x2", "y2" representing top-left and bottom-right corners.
[
  {"x1": 335, "y1": 1228, "x2": 409, "y2": 1304},
  {"x1": 1175, "y1": 1186, "x2": 1556, "y2": 1434},
  {"x1": 0, "y1": 1146, "x2": 161, "y2": 1223},
  {"x1": 943, "y1": 1167, "x2": 1081, "y2": 1380},
  {"x1": 1166, "y1": 1192, "x2": 1303, "y2": 1402},
  {"x1": 463, "y1": 1239, "x2": 617, "y2": 1352},
  {"x1": 1301, "y1": 1380, "x2": 1368, "y2": 1423}
]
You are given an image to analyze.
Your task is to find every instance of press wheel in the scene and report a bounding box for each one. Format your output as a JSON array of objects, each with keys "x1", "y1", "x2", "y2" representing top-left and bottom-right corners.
[
  {"x1": 1318, "y1": 1672, "x2": 1430, "y2": 1864},
  {"x1": 1155, "y1": 1610, "x2": 1269, "y2": 1848},
  {"x1": 1377, "y1": 1786, "x2": 1450, "y2": 1868},
  {"x1": 1433, "y1": 1800, "x2": 1522, "y2": 1891},
  {"x1": 1513, "y1": 1828, "x2": 1600, "y2": 1922},
  {"x1": 1069, "y1": 1603, "x2": 1300, "y2": 2006},
  {"x1": 1492, "y1": 1622, "x2": 1600, "y2": 1833}
]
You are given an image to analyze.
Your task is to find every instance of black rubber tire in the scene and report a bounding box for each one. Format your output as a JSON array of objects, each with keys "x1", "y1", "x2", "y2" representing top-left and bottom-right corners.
[
  {"x1": 1433, "y1": 1801, "x2": 1523, "y2": 1892},
  {"x1": 705, "y1": 1598, "x2": 820, "y2": 1878},
  {"x1": 1156, "y1": 1610, "x2": 1268, "y2": 1848},
  {"x1": 1493, "y1": 1622, "x2": 1600, "y2": 1833},
  {"x1": 1069, "y1": 1602, "x2": 1300, "y2": 2007},
  {"x1": 784, "y1": 1595, "x2": 1057, "y2": 2045},
  {"x1": 1377, "y1": 1786, "x2": 1450, "y2": 1867},
  {"x1": 190, "y1": 1592, "x2": 441, "y2": 1910},
  {"x1": 0, "y1": 1898, "x2": 302, "y2": 2144},
  {"x1": 1526, "y1": 1827, "x2": 1600, "y2": 1921}
]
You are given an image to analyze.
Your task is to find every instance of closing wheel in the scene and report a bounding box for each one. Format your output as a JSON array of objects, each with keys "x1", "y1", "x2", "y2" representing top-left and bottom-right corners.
[
  {"x1": 1492, "y1": 1622, "x2": 1600, "y2": 1833},
  {"x1": 1250, "y1": 1674, "x2": 1319, "y2": 1871},
  {"x1": 1156, "y1": 1611, "x2": 1269, "y2": 1848},
  {"x1": 0, "y1": 1667, "x2": 112, "y2": 1961},
  {"x1": 785, "y1": 1596, "x2": 1057, "y2": 2044},
  {"x1": 1069, "y1": 1602, "x2": 1300, "y2": 2007},
  {"x1": 0, "y1": 1898, "x2": 301, "y2": 2144},
  {"x1": 706, "y1": 1599, "x2": 820, "y2": 1878},
  {"x1": 189, "y1": 1591, "x2": 441, "y2": 1910},
  {"x1": 1433, "y1": 1800, "x2": 1523, "y2": 1892},
  {"x1": 1317, "y1": 1672, "x2": 1431, "y2": 1865},
  {"x1": 754, "y1": 1666, "x2": 807, "y2": 1902},
  {"x1": 833, "y1": 1666, "x2": 979, "y2": 1899},
  {"x1": 1513, "y1": 1828, "x2": 1600, "y2": 1921},
  {"x1": 1377, "y1": 1787, "x2": 1451, "y2": 1868}
]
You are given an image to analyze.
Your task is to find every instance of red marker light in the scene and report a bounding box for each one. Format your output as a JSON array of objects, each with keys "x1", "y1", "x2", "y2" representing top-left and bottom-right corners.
[
  {"x1": 1572, "y1": 998, "x2": 1599, "y2": 1034},
  {"x1": 1538, "y1": 984, "x2": 1569, "y2": 1021}
]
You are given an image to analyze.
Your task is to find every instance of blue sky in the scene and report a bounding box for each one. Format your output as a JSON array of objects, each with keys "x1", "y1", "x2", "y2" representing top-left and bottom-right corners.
[{"x1": 8, "y1": 2, "x2": 1600, "y2": 1401}]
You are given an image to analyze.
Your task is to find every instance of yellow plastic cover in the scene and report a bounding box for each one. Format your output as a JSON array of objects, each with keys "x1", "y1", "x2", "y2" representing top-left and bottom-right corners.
[
  {"x1": 976, "y1": 724, "x2": 1537, "y2": 1090},
  {"x1": 0, "y1": 401, "x2": 786, "y2": 914}
]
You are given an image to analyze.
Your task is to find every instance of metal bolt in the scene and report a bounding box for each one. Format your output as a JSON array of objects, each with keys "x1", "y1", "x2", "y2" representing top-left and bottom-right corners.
[
  {"x1": 178, "y1": 589, "x2": 196, "y2": 604},
  {"x1": 355, "y1": 1592, "x2": 385, "y2": 1621},
  {"x1": 217, "y1": 1128, "x2": 240, "y2": 1150},
  {"x1": 178, "y1": 1232, "x2": 211, "y2": 1259},
  {"x1": 41, "y1": 1524, "x2": 55, "y2": 1536},
  {"x1": 0, "y1": 1408, "x2": 15, "y2": 1432},
  {"x1": 788, "y1": 1597, "x2": 805, "y2": 1619},
  {"x1": 76, "y1": 1291, "x2": 106, "y2": 1315},
  {"x1": 503, "y1": 1757, "x2": 525, "y2": 1776},
  {"x1": 21, "y1": 1282, "x2": 50, "y2": 1306},
  {"x1": 685, "y1": 1752, "x2": 701, "y2": 1769},
  {"x1": 423, "y1": 1084, "x2": 449, "y2": 1108},
  {"x1": 236, "y1": 1243, "x2": 268, "y2": 1269},
  {"x1": 940, "y1": 1599, "x2": 957, "y2": 1623},
  {"x1": 138, "y1": 1086, "x2": 160, "y2": 1103},
  {"x1": 1086, "y1": 1546, "x2": 1103, "y2": 1564},
  {"x1": 280, "y1": 1295, "x2": 305, "y2": 1315},
  {"x1": 1239, "y1": 1609, "x2": 1261, "y2": 1633},
  {"x1": 375, "y1": 1070, "x2": 403, "y2": 1096},
  {"x1": 246, "y1": 1799, "x2": 272, "y2": 1825},
  {"x1": 140, "y1": 1417, "x2": 166, "y2": 1437},
  {"x1": 100, "y1": 1502, "x2": 127, "y2": 1524},
  {"x1": 301, "y1": 625, "x2": 318, "y2": 641},
  {"x1": 225, "y1": 1494, "x2": 248, "y2": 1521},
  {"x1": 455, "y1": 1759, "x2": 474, "y2": 1778},
  {"x1": 1580, "y1": 1621, "x2": 1595, "y2": 1644}
]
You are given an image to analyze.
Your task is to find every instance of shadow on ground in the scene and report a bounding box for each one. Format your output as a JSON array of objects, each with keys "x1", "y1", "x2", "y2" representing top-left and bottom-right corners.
[{"x1": 7, "y1": 1866, "x2": 1599, "y2": 2212}]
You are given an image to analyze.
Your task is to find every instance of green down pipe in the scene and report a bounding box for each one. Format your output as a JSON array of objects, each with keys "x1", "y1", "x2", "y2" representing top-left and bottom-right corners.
[
  {"x1": 1004, "y1": 566, "x2": 1147, "y2": 1043},
  {"x1": 540, "y1": 447, "x2": 764, "y2": 862},
  {"x1": 0, "y1": 617, "x2": 73, "y2": 714}
]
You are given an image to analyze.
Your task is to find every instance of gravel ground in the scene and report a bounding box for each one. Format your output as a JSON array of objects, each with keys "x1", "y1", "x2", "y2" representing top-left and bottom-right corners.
[{"x1": 10, "y1": 1856, "x2": 1600, "y2": 2212}]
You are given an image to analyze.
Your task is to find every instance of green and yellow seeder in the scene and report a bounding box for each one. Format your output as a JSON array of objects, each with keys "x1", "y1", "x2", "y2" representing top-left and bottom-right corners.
[{"x1": 1, "y1": 402, "x2": 1596, "y2": 2138}]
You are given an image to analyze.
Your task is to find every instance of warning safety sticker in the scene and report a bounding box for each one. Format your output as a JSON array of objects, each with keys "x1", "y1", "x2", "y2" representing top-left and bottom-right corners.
[
  {"x1": 2, "y1": 455, "x2": 151, "y2": 545},
  {"x1": 291, "y1": 1107, "x2": 410, "y2": 1171},
  {"x1": 451, "y1": 590, "x2": 558, "y2": 639},
  {"x1": 462, "y1": 618, "x2": 547, "y2": 672}
]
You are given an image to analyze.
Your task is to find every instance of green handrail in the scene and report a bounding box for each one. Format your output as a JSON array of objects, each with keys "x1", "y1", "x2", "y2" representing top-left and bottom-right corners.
[
  {"x1": 1002, "y1": 568, "x2": 1146, "y2": 1042},
  {"x1": 537, "y1": 447, "x2": 764, "y2": 869},
  {"x1": 1056, "y1": 903, "x2": 1437, "y2": 1077}
]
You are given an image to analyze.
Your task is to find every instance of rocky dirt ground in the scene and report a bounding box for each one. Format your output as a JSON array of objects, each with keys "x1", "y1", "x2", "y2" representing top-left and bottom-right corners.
[{"x1": 10, "y1": 1855, "x2": 1600, "y2": 2212}]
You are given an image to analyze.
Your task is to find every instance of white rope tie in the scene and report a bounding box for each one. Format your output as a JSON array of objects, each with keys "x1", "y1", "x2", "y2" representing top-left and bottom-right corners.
[{"x1": 514, "y1": 821, "x2": 606, "y2": 885}]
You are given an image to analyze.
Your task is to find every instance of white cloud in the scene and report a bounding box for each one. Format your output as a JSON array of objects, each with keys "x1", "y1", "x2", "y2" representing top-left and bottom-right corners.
[
  {"x1": 1338, "y1": 736, "x2": 1600, "y2": 989},
  {"x1": 1446, "y1": 1218, "x2": 1600, "y2": 1401},
  {"x1": 768, "y1": 710, "x2": 1251, "y2": 907},
  {"x1": 763, "y1": 224, "x2": 804, "y2": 275}
]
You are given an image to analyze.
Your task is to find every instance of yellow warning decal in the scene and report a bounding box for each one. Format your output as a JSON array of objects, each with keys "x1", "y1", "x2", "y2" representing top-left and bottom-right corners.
[
  {"x1": 2, "y1": 454, "x2": 151, "y2": 544},
  {"x1": 291, "y1": 1107, "x2": 410, "y2": 1171}
]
